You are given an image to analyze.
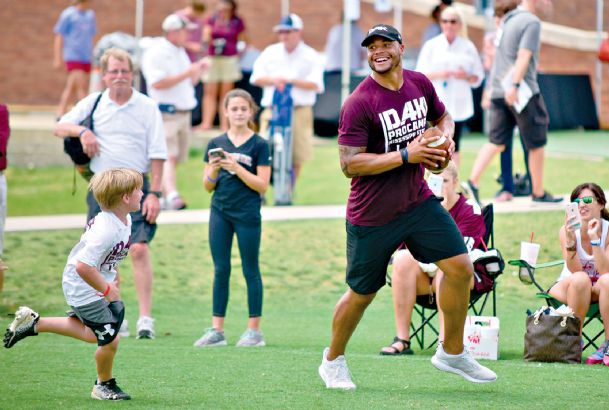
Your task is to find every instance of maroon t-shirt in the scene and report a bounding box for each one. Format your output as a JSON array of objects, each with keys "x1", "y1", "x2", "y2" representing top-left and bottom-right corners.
[
  {"x1": 449, "y1": 194, "x2": 486, "y2": 251},
  {"x1": 338, "y1": 70, "x2": 446, "y2": 226}
]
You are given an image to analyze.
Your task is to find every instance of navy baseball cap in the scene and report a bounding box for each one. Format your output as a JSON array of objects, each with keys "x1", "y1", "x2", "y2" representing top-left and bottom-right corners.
[{"x1": 361, "y1": 24, "x2": 403, "y2": 47}]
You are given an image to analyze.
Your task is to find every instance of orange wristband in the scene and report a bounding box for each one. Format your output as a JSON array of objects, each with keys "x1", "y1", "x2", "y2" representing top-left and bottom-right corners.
[{"x1": 101, "y1": 284, "x2": 110, "y2": 297}]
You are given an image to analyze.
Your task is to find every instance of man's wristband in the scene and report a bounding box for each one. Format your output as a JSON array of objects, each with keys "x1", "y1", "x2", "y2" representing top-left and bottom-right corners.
[
  {"x1": 79, "y1": 128, "x2": 89, "y2": 137},
  {"x1": 149, "y1": 191, "x2": 162, "y2": 198},
  {"x1": 566, "y1": 244, "x2": 576, "y2": 252},
  {"x1": 101, "y1": 284, "x2": 110, "y2": 297},
  {"x1": 512, "y1": 82, "x2": 520, "y2": 88},
  {"x1": 591, "y1": 239, "x2": 601, "y2": 247},
  {"x1": 400, "y1": 147, "x2": 409, "y2": 164},
  {"x1": 207, "y1": 175, "x2": 219, "y2": 183}
]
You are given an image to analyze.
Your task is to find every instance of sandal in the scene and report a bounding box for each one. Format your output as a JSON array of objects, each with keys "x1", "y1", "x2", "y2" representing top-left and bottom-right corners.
[{"x1": 379, "y1": 336, "x2": 414, "y2": 356}]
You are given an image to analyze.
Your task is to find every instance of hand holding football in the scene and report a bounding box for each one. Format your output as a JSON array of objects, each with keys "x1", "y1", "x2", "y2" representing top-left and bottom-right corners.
[{"x1": 422, "y1": 127, "x2": 450, "y2": 173}]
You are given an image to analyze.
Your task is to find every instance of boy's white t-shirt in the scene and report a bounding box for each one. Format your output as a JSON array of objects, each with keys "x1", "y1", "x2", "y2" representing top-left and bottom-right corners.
[{"x1": 62, "y1": 211, "x2": 132, "y2": 307}]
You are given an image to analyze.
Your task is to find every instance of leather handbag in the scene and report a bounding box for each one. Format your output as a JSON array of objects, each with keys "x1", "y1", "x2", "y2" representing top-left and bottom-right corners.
[
  {"x1": 599, "y1": 37, "x2": 609, "y2": 63},
  {"x1": 524, "y1": 307, "x2": 581, "y2": 364}
]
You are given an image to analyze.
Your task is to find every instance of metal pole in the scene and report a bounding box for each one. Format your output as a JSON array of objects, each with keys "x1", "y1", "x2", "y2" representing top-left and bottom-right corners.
[
  {"x1": 596, "y1": 0, "x2": 604, "y2": 121},
  {"x1": 341, "y1": 0, "x2": 352, "y2": 105},
  {"x1": 393, "y1": 0, "x2": 403, "y2": 38},
  {"x1": 281, "y1": 0, "x2": 290, "y2": 16},
  {"x1": 134, "y1": 0, "x2": 144, "y2": 90}
]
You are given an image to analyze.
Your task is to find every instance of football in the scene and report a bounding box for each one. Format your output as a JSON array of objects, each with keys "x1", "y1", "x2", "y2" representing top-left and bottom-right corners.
[{"x1": 422, "y1": 127, "x2": 450, "y2": 173}]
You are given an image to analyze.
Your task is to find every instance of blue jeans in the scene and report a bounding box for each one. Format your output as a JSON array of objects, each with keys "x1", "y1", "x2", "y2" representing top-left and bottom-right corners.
[{"x1": 209, "y1": 210, "x2": 263, "y2": 317}]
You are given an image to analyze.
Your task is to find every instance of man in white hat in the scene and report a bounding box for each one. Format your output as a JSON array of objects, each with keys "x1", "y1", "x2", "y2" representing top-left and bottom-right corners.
[
  {"x1": 141, "y1": 14, "x2": 209, "y2": 210},
  {"x1": 250, "y1": 13, "x2": 324, "y2": 187}
]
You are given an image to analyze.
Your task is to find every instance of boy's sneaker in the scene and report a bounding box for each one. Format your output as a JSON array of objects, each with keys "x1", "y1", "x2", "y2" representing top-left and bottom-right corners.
[
  {"x1": 318, "y1": 347, "x2": 356, "y2": 390},
  {"x1": 3, "y1": 306, "x2": 39, "y2": 348},
  {"x1": 91, "y1": 378, "x2": 131, "y2": 401},
  {"x1": 236, "y1": 329, "x2": 266, "y2": 347},
  {"x1": 118, "y1": 320, "x2": 130, "y2": 338},
  {"x1": 431, "y1": 343, "x2": 497, "y2": 383},
  {"x1": 586, "y1": 339, "x2": 609, "y2": 365},
  {"x1": 136, "y1": 316, "x2": 155, "y2": 339},
  {"x1": 193, "y1": 328, "x2": 227, "y2": 347}
]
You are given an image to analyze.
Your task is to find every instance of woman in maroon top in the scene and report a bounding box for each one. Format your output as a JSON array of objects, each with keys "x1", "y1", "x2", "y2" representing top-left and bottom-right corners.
[
  {"x1": 318, "y1": 24, "x2": 496, "y2": 390},
  {"x1": 201, "y1": 0, "x2": 246, "y2": 130}
]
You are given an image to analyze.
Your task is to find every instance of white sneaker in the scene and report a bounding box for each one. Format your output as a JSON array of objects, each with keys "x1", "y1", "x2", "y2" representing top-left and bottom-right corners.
[
  {"x1": 118, "y1": 320, "x2": 130, "y2": 338},
  {"x1": 431, "y1": 343, "x2": 497, "y2": 383},
  {"x1": 318, "y1": 347, "x2": 356, "y2": 390},
  {"x1": 136, "y1": 316, "x2": 155, "y2": 339}
]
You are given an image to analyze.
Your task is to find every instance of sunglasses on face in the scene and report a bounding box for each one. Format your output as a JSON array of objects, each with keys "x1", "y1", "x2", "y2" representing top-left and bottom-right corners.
[
  {"x1": 574, "y1": 196, "x2": 594, "y2": 204},
  {"x1": 441, "y1": 19, "x2": 458, "y2": 24}
]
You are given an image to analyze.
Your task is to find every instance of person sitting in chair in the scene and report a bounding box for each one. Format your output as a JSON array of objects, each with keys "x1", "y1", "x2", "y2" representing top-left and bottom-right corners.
[
  {"x1": 380, "y1": 161, "x2": 486, "y2": 355},
  {"x1": 548, "y1": 182, "x2": 609, "y2": 365}
]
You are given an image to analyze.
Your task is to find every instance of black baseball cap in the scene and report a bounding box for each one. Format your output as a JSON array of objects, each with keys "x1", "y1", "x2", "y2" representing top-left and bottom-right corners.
[{"x1": 361, "y1": 24, "x2": 403, "y2": 47}]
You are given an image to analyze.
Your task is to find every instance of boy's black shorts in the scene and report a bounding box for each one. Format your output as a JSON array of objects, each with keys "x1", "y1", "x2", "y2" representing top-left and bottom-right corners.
[
  {"x1": 345, "y1": 197, "x2": 467, "y2": 295},
  {"x1": 68, "y1": 300, "x2": 125, "y2": 346}
]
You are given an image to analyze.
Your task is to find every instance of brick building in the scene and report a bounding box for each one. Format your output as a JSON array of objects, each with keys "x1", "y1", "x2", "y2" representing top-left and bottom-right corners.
[{"x1": 1, "y1": 0, "x2": 608, "y2": 126}]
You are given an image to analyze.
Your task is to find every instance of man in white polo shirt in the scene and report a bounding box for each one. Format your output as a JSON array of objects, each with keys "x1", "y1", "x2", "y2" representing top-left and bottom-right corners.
[
  {"x1": 142, "y1": 14, "x2": 208, "y2": 210},
  {"x1": 250, "y1": 13, "x2": 324, "y2": 186},
  {"x1": 54, "y1": 48, "x2": 167, "y2": 340}
]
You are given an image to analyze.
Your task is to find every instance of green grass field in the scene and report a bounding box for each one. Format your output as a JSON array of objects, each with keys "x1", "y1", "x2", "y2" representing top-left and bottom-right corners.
[
  {"x1": 1, "y1": 215, "x2": 609, "y2": 409},
  {"x1": 2, "y1": 130, "x2": 609, "y2": 408}
]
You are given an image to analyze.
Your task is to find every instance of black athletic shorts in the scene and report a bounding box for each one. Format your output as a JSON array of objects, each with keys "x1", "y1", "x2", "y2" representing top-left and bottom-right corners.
[
  {"x1": 86, "y1": 175, "x2": 156, "y2": 244},
  {"x1": 345, "y1": 196, "x2": 467, "y2": 295},
  {"x1": 489, "y1": 93, "x2": 549, "y2": 150},
  {"x1": 68, "y1": 300, "x2": 125, "y2": 346}
]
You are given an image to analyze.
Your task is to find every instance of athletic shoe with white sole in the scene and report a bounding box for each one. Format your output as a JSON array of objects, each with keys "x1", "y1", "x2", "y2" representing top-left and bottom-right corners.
[
  {"x1": 193, "y1": 328, "x2": 227, "y2": 347},
  {"x1": 3, "y1": 306, "x2": 39, "y2": 348},
  {"x1": 236, "y1": 329, "x2": 266, "y2": 347},
  {"x1": 91, "y1": 378, "x2": 131, "y2": 400},
  {"x1": 136, "y1": 316, "x2": 155, "y2": 339},
  {"x1": 118, "y1": 319, "x2": 130, "y2": 338},
  {"x1": 318, "y1": 347, "x2": 356, "y2": 390},
  {"x1": 431, "y1": 343, "x2": 497, "y2": 383}
]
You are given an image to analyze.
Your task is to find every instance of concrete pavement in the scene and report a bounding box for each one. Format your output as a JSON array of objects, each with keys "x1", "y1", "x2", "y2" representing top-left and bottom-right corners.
[{"x1": 5, "y1": 194, "x2": 570, "y2": 233}]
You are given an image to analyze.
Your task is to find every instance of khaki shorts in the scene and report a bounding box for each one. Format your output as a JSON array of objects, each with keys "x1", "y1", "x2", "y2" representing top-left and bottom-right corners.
[
  {"x1": 201, "y1": 56, "x2": 243, "y2": 83},
  {"x1": 162, "y1": 112, "x2": 191, "y2": 162},
  {"x1": 259, "y1": 106, "x2": 314, "y2": 166}
]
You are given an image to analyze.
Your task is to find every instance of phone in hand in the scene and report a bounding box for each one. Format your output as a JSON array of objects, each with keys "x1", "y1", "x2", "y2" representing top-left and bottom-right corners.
[
  {"x1": 565, "y1": 202, "x2": 581, "y2": 229},
  {"x1": 208, "y1": 148, "x2": 226, "y2": 160}
]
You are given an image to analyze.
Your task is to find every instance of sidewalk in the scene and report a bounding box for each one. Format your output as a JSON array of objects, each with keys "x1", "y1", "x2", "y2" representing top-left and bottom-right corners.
[{"x1": 5, "y1": 195, "x2": 569, "y2": 233}]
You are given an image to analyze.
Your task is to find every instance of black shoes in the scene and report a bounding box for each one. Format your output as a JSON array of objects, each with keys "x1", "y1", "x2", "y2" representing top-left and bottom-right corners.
[
  {"x1": 91, "y1": 378, "x2": 131, "y2": 400},
  {"x1": 3, "y1": 306, "x2": 39, "y2": 348},
  {"x1": 532, "y1": 191, "x2": 563, "y2": 203}
]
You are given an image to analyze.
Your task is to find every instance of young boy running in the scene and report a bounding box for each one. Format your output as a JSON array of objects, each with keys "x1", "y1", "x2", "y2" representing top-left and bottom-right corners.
[{"x1": 3, "y1": 167, "x2": 144, "y2": 401}]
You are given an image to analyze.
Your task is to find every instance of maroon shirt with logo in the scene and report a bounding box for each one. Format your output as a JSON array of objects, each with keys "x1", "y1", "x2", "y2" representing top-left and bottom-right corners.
[
  {"x1": 338, "y1": 70, "x2": 446, "y2": 226},
  {"x1": 449, "y1": 194, "x2": 486, "y2": 251}
]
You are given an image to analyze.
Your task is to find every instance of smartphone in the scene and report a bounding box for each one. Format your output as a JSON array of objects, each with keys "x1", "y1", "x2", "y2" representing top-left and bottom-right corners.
[
  {"x1": 208, "y1": 148, "x2": 226, "y2": 160},
  {"x1": 565, "y1": 202, "x2": 581, "y2": 229}
]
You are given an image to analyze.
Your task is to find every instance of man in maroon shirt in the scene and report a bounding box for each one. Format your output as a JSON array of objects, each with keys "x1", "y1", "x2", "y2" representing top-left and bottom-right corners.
[{"x1": 318, "y1": 24, "x2": 497, "y2": 390}]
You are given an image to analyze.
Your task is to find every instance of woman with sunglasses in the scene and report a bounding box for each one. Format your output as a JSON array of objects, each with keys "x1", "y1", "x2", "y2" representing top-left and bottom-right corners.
[
  {"x1": 549, "y1": 182, "x2": 609, "y2": 365},
  {"x1": 415, "y1": 6, "x2": 484, "y2": 167}
]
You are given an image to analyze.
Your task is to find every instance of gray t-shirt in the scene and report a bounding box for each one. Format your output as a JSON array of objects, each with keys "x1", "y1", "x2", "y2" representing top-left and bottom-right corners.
[{"x1": 490, "y1": 8, "x2": 541, "y2": 99}]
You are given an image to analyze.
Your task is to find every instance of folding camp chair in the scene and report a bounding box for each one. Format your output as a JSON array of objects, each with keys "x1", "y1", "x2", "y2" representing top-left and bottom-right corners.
[
  {"x1": 508, "y1": 258, "x2": 604, "y2": 352},
  {"x1": 388, "y1": 203, "x2": 504, "y2": 350}
]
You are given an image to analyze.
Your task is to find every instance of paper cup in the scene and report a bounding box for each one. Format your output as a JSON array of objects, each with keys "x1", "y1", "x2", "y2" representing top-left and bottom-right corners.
[
  {"x1": 520, "y1": 242, "x2": 540, "y2": 265},
  {"x1": 519, "y1": 242, "x2": 540, "y2": 283}
]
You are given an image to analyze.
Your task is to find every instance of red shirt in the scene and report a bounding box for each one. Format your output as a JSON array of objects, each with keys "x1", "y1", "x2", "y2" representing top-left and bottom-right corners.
[{"x1": 338, "y1": 70, "x2": 446, "y2": 226}]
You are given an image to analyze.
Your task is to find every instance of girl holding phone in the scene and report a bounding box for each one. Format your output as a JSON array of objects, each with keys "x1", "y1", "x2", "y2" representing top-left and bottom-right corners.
[
  {"x1": 196, "y1": 89, "x2": 271, "y2": 347},
  {"x1": 549, "y1": 182, "x2": 609, "y2": 365}
]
